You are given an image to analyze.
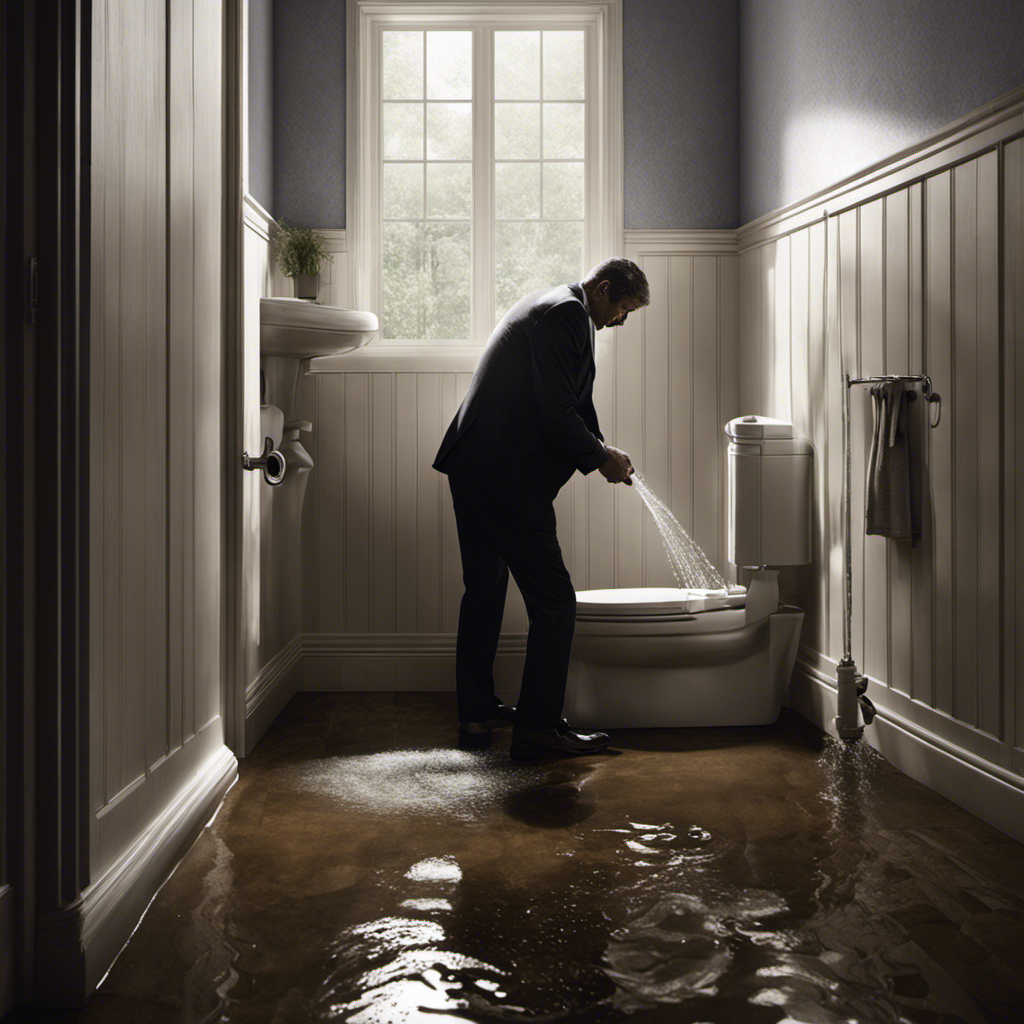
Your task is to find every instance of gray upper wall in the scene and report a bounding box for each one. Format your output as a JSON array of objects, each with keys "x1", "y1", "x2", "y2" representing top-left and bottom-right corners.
[
  {"x1": 269, "y1": 0, "x2": 739, "y2": 230},
  {"x1": 274, "y1": 0, "x2": 346, "y2": 228},
  {"x1": 739, "y1": 0, "x2": 1024, "y2": 225},
  {"x1": 624, "y1": 0, "x2": 739, "y2": 229},
  {"x1": 248, "y1": 0, "x2": 274, "y2": 213},
  {"x1": 264, "y1": 1, "x2": 1024, "y2": 231}
]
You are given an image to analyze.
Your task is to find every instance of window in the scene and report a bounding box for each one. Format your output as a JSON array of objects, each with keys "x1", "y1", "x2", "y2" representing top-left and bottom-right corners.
[{"x1": 349, "y1": 1, "x2": 623, "y2": 348}]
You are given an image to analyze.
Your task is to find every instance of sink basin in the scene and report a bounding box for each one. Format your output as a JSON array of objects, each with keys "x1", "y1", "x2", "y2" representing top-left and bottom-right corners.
[{"x1": 260, "y1": 298, "x2": 378, "y2": 357}]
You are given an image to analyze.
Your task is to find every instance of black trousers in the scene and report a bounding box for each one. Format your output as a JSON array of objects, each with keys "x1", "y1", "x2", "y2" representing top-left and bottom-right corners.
[{"x1": 447, "y1": 475, "x2": 576, "y2": 730}]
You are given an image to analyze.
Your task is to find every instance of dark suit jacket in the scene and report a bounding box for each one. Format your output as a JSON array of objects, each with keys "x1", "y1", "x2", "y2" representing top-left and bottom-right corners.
[{"x1": 433, "y1": 282, "x2": 608, "y2": 525}]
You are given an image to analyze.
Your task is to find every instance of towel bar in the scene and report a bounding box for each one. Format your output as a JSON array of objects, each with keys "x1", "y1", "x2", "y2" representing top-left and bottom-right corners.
[{"x1": 846, "y1": 373, "x2": 941, "y2": 429}]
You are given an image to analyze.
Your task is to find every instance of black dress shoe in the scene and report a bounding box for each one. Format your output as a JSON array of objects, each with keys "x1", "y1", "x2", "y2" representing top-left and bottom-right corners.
[
  {"x1": 458, "y1": 703, "x2": 516, "y2": 749},
  {"x1": 509, "y1": 718, "x2": 610, "y2": 760}
]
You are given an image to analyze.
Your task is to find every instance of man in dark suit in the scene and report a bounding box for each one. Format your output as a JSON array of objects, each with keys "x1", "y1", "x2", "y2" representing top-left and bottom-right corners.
[{"x1": 433, "y1": 257, "x2": 650, "y2": 760}]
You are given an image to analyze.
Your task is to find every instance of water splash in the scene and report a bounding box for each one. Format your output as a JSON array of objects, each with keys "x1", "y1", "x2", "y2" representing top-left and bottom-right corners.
[{"x1": 633, "y1": 472, "x2": 728, "y2": 591}]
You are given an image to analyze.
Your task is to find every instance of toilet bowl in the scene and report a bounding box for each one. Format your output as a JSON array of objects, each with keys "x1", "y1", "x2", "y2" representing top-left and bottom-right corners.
[
  {"x1": 564, "y1": 577, "x2": 804, "y2": 728},
  {"x1": 564, "y1": 415, "x2": 812, "y2": 729}
]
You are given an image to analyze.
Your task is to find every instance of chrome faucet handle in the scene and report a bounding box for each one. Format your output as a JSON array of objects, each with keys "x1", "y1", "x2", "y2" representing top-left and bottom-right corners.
[{"x1": 241, "y1": 436, "x2": 286, "y2": 486}]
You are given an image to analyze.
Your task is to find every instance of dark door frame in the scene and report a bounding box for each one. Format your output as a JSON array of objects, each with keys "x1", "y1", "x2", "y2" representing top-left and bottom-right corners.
[{"x1": 3, "y1": 0, "x2": 90, "y2": 1009}]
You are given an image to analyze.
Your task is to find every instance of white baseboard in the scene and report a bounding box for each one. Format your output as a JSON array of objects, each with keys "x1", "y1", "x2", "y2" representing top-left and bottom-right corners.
[
  {"x1": 33, "y1": 745, "x2": 237, "y2": 1006},
  {"x1": 788, "y1": 647, "x2": 1024, "y2": 845},
  {"x1": 245, "y1": 635, "x2": 303, "y2": 755},
  {"x1": 302, "y1": 633, "x2": 526, "y2": 693}
]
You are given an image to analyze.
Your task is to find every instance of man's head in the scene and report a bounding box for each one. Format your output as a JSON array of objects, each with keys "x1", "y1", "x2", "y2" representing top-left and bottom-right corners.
[{"x1": 581, "y1": 257, "x2": 650, "y2": 329}]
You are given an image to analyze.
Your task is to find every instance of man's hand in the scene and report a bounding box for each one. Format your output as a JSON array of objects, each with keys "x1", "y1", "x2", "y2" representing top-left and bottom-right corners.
[{"x1": 598, "y1": 446, "x2": 634, "y2": 486}]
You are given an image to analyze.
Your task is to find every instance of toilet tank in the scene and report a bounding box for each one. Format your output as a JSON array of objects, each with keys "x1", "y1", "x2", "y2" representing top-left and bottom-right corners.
[{"x1": 725, "y1": 416, "x2": 812, "y2": 568}]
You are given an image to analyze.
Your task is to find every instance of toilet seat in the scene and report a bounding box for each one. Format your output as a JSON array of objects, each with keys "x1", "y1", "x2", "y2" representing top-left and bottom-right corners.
[{"x1": 575, "y1": 586, "x2": 746, "y2": 618}]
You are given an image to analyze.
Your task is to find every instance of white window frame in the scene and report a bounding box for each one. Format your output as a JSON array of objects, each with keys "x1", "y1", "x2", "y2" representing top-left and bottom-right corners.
[{"x1": 347, "y1": 0, "x2": 623, "y2": 350}]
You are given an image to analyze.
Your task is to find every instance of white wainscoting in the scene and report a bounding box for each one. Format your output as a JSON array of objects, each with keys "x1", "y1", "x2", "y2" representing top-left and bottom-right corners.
[
  {"x1": 294, "y1": 230, "x2": 739, "y2": 691},
  {"x1": 737, "y1": 86, "x2": 1024, "y2": 842},
  {"x1": 81, "y1": 0, "x2": 236, "y2": 1002}
]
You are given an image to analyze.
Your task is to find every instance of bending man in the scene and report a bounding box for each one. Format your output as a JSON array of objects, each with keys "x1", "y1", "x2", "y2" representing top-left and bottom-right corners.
[{"x1": 433, "y1": 258, "x2": 650, "y2": 759}]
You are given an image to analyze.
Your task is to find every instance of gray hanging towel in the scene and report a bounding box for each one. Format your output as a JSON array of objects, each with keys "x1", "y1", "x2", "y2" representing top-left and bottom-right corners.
[{"x1": 865, "y1": 381, "x2": 915, "y2": 540}]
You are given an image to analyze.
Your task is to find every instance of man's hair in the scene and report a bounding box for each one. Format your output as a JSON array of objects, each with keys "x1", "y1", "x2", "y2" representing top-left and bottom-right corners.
[{"x1": 582, "y1": 257, "x2": 650, "y2": 306}]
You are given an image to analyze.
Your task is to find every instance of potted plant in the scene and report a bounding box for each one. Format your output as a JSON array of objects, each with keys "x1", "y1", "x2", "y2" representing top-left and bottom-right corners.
[{"x1": 271, "y1": 219, "x2": 334, "y2": 300}]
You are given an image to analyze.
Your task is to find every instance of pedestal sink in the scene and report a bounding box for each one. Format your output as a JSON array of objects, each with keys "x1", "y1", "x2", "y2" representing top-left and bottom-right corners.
[
  {"x1": 260, "y1": 298, "x2": 378, "y2": 418},
  {"x1": 255, "y1": 300, "x2": 379, "y2": 688}
]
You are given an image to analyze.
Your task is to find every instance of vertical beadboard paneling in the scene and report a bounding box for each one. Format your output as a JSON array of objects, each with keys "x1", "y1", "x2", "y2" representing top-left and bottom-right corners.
[
  {"x1": 974, "y1": 148, "x2": 999, "y2": 741},
  {"x1": 439, "y1": 374, "x2": 462, "y2": 633},
  {"x1": 297, "y1": 368, "x2": 320, "y2": 633},
  {"x1": 641, "y1": 256, "x2": 670, "y2": 586},
  {"x1": 589, "y1": 325, "x2": 616, "y2": 591},
  {"x1": 737, "y1": 249, "x2": 756, "y2": 414},
  {"x1": 92, "y1": 0, "x2": 227, "y2": 879},
  {"x1": 102, "y1": 0, "x2": 125, "y2": 801},
  {"x1": 394, "y1": 374, "x2": 418, "y2": 631},
  {"x1": 953, "y1": 161, "x2": 980, "y2": 727},
  {"x1": 884, "y1": 188, "x2": 913, "y2": 697},
  {"x1": 927, "y1": 170, "x2": 955, "y2": 717},
  {"x1": 668, "y1": 255, "x2": 693, "y2": 544},
  {"x1": 738, "y1": 128, "x2": 1021, "y2": 791},
  {"x1": 788, "y1": 228, "x2": 812, "y2": 615},
  {"x1": 718, "y1": 254, "x2": 739, "y2": 586},
  {"x1": 193, "y1": 0, "x2": 223, "y2": 729},
  {"x1": 319, "y1": 374, "x2": 345, "y2": 632},
  {"x1": 144, "y1": 0, "x2": 168, "y2": 768},
  {"x1": 908, "y1": 181, "x2": 933, "y2": 707},
  {"x1": 167, "y1": 0, "x2": 194, "y2": 752},
  {"x1": 1008, "y1": 139, "x2": 1024, "y2": 766},
  {"x1": 976, "y1": 150, "x2": 1001, "y2": 740},
  {"x1": 344, "y1": 374, "x2": 371, "y2": 633},
  {"x1": 692, "y1": 257, "x2": 721, "y2": 570},
  {"x1": 120, "y1": 0, "x2": 149, "y2": 788},
  {"x1": 614, "y1": 288, "x2": 645, "y2": 590},
  {"x1": 773, "y1": 235, "x2": 792, "y2": 422},
  {"x1": 826, "y1": 215, "x2": 845, "y2": 661},
  {"x1": 839, "y1": 208, "x2": 864, "y2": 671},
  {"x1": 370, "y1": 373, "x2": 395, "y2": 632},
  {"x1": 416, "y1": 375, "x2": 441, "y2": 632},
  {"x1": 859, "y1": 198, "x2": 887, "y2": 686},
  {"x1": 806, "y1": 221, "x2": 828, "y2": 651}
]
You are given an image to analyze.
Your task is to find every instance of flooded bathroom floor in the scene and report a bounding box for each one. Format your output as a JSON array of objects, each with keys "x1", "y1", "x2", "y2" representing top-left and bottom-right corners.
[{"x1": 12, "y1": 693, "x2": 1024, "y2": 1024}]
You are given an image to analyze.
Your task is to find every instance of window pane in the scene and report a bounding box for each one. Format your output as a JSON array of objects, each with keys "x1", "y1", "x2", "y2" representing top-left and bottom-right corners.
[
  {"x1": 494, "y1": 220, "x2": 583, "y2": 324},
  {"x1": 543, "y1": 103, "x2": 584, "y2": 159},
  {"x1": 426, "y1": 162, "x2": 471, "y2": 219},
  {"x1": 494, "y1": 31, "x2": 539, "y2": 100},
  {"x1": 383, "y1": 103, "x2": 423, "y2": 160},
  {"x1": 383, "y1": 222, "x2": 470, "y2": 340},
  {"x1": 426, "y1": 103, "x2": 472, "y2": 160},
  {"x1": 382, "y1": 31, "x2": 423, "y2": 100},
  {"x1": 383, "y1": 162, "x2": 424, "y2": 219},
  {"x1": 543, "y1": 31, "x2": 584, "y2": 100},
  {"x1": 495, "y1": 162, "x2": 540, "y2": 220},
  {"x1": 426, "y1": 31, "x2": 471, "y2": 100},
  {"x1": 495, "y1": 103, "x2": 540, "y2": 160},
  {"x1": 542, "y1": 161, "x2": 584, "y2": 219}
]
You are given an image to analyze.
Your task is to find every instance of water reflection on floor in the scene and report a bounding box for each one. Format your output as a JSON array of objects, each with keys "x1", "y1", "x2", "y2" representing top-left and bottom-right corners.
[{"x1": 21, "y1": 694, "x2": 1024, "y2": 1024}]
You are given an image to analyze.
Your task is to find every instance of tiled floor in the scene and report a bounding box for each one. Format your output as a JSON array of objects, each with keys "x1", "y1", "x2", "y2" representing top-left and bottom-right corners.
[{"x1": 8, "y1": 693, "x2": 1024, "y2": 1023}]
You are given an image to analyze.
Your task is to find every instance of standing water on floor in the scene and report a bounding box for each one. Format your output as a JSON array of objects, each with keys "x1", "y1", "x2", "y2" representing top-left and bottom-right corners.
[{"x1": 632, "y1": 472, "x2": 728, "y2": 591}]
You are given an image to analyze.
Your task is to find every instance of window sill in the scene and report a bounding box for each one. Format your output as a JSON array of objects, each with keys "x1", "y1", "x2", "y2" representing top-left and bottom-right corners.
[{"x1": 307, "y1": 345, "x2": 485, "y2": 373}]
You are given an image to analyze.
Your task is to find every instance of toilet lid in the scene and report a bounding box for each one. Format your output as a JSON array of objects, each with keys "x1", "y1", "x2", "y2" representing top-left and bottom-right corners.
[{"x1": 575, "y1": 586, "x2": 746, "y2": 619}]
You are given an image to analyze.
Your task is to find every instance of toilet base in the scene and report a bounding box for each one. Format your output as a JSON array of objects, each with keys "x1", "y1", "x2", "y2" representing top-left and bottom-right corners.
[{"x1": 564, "y1": 608, "x2": 804, "y2": 729}]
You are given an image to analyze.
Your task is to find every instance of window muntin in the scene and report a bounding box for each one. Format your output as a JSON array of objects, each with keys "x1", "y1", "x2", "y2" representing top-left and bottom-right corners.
[{"x1": 378, "y1": 24, "x2": 589, "y2": 343}]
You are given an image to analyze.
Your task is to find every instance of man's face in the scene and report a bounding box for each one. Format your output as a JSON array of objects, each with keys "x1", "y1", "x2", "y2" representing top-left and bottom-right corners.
[{"x1": 591, "y1": 280, "x2": 645, "y2": 329}]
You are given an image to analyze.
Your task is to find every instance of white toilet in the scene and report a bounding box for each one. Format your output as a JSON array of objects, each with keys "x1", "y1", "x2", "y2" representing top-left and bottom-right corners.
[{"x1": 564, "y1": 415, "x2": 812, "y2": 728}]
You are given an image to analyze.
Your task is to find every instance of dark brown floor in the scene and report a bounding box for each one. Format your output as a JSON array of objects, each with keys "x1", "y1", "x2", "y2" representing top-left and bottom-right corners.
[{"x1": 9, "y1": 693, "x2": 1024, "y2": 1023}]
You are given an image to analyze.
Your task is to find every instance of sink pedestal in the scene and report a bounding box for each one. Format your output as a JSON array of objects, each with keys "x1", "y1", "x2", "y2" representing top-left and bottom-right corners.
[{"x1": 261, "y1": 354, "x2": 312, "y2": 422}]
